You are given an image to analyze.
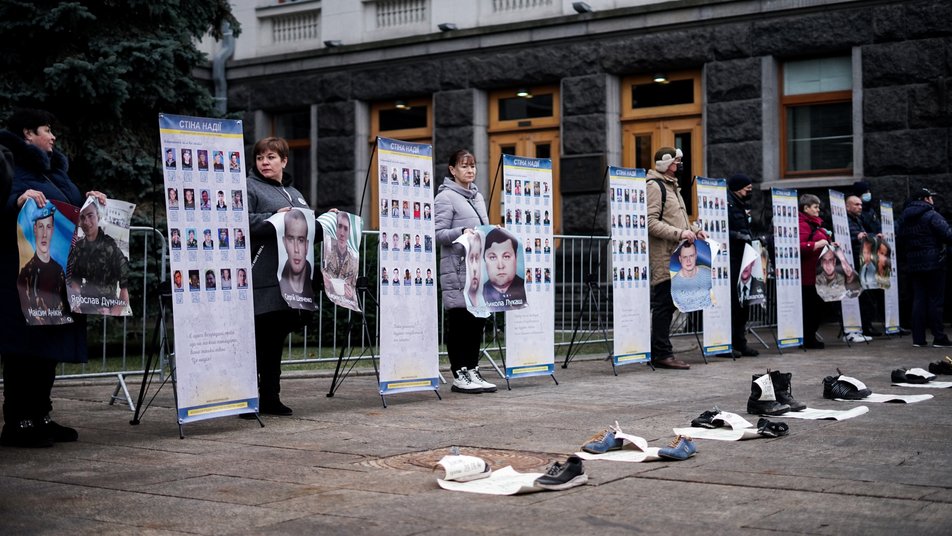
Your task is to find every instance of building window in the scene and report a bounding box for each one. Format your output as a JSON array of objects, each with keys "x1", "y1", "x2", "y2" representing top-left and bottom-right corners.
[
  {"x1": 272, "y1": 110, "x2": 312, "y2": 204},
  {"x1": 369, "y1": 98, "x2": 433, "y2": 228},
  {"x1": 489, "y1": 86, "x2": 560, "y2": 132},
  {"x1": 374, "y1": 0, "x2": 427, "y2": 29},
  {"x1": 492, "y1": 0, "x2": 553, "y2": 12},
  {"x1": 781, "y1": 56, "x2": 853, "y2": 177}
]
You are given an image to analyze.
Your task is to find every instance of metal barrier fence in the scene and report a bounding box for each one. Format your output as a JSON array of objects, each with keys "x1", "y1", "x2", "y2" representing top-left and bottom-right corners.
[{"x1": 52, "y1": 230, "x2": 778, "y2": 382}]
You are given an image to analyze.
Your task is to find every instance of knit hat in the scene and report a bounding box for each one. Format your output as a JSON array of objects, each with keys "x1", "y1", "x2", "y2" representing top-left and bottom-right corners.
[
  {"x1": 727, "y1": 173, "x2": 752, "y2": 192},
  {"x1": 852, "y1": 180, "x2": 871, "y2": 196},
  {"x1": 654, "y1": 147, "x2": 682, "y2": 172}
]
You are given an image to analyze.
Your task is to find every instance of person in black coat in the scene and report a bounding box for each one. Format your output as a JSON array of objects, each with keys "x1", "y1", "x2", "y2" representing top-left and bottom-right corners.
[
  {"x1": 897, "y1": 188, "x2": 952, "y2": 348},
  {"x1": 726, "y1": 173, "x2": 759, "y2": 357},
  {"x1": 0, "y1": 109, "x2": 104, "y2": 448}
]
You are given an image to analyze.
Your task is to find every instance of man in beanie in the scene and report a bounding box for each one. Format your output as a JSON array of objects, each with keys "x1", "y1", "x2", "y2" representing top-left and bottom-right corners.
[
  {"x1": 852, "y1": 180, "x2": 882, "y2": 236},
  {"x1": 897, "y1": 188, "x2": 952, "y2": 348},
  {"x1": 646, "y1": 146, "x2": 705, "y2": 369},
  {"x1": 726, "y1": 173, "x2": 759, "y2": 357}
]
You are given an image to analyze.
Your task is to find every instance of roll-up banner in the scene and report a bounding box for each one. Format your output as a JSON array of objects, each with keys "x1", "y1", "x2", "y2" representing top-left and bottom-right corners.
[
  {"x1": 880, "y1": 202, "x2": 900, "y2": 334},
  {"x1": 771, "y1": 188, "x2": 803, "y2": 348},
  {"x1": 696, "y1": 177, "x2": 732, "y2": 356},
  {"x1": 828, "y1": 189, "x2": 862, "y2": 332}
]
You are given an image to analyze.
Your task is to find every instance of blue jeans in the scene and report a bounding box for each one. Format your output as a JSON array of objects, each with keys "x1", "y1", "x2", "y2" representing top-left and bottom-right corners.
[{"x1": 911, "y1": 269, "x2": 947, "y2": 344}]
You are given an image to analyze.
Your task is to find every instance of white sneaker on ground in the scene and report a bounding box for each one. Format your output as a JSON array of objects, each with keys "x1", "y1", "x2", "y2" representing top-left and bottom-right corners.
[
  {"x1": 468, "y1": 367, "x2": 497, "y2": 393},
  {"x1": 451, "y1": 368, "x2": 483, "y2": 394},
  {"x1": 843, "y1": 332, "x2": 872, "y2": 343}
]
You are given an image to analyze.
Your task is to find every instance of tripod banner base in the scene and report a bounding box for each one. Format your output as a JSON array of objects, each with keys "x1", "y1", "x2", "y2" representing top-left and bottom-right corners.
[
  {"x1": 178, "y1": 397, "x2": 259, "y2": 424},
  {"x1": 778, "y1": 337, "x2": 803, "y2": 349},
  {"x1": 506, "y1": 364, "x2": 555, "y2": 379},
  {"x1": 379, "y1": 378, "x2": 439, "y2": 395},
  {"x1": 613, "y1": 353, "x2": 650, "y2": 366}
]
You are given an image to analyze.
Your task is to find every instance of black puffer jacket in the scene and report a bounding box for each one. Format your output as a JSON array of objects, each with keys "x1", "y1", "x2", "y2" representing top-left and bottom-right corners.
[
  {"x1": 726, "y1": 189, "x2": 752, "y2": 273},
  {"x1": 897, "y1": 200, "x2": 952, "y2": 273}
]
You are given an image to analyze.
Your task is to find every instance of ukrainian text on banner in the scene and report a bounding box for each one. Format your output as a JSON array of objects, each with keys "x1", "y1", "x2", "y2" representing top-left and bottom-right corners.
[
  {"x1": 880, "y1": 202, "x2": 900, "y2": 333},
  {"x1": 608, "y1": 166, "x2": 650, "y2": 366},
  {"x1": 771, "y1": 188, "x2": 803, "y2": 348},
  {"x1": 160, "y1": 113, "x2": 258, "y2": 423},
  {"x1": 697, "y1": 177, "x2": 732, "y2": 355},
  {"x1": 502, "y1": 154, "x2": 555, "y2": 379},
  {"x1": 66, "y1": 196, "x2": 134, "y2": 316},
  {"x1": 16, "y1": 199, "x2": 76, "y2": 326},
  {"x1": 828, "y1": 190, "x2": 862, "y2": 331},
  {"x1": 377, "y1": 137, "x2": 439, "y2": 394}
]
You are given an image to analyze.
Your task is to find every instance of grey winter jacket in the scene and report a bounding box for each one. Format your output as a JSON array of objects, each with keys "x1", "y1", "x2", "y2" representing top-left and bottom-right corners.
[
  {"x1": 434, "y1": 177, "x2": 489, "y2": 310},
  {"x1": 246, "y1": 170, "x2": 317, "y2": 315}
]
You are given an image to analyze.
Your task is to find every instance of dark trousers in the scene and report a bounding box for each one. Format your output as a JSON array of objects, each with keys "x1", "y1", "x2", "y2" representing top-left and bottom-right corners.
[
  {"x1": 650, "y1": 280, "x2": 676, "y2": 359},
  {"x1": 444, "y1": 308, "x2": 487, "y2": 372},
  {"x1": 2, "y1": 355, "x2": 57, "y2": 424},
  {"x1": 730, "y1": 281, "x2": 749, "y2": 350},
  {"x1": 911, "y1": 269, "x2": 947, "y2": 343},
  {"x1": 253, "y1": 310, "x2": 303, "y2": 401},
  {"x1": 858, "y1": 289, "x2": 877, "y2": 333},
  {"x1": 801, "y1": 285, "x2": 826, "y2": 344}
]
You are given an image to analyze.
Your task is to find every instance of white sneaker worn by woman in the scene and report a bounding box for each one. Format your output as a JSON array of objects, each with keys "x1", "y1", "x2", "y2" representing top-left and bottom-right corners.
[
  {"x1": 468, "y1": 367, "x2": 497, "y2": 392},
  {"x1": 844, "y1": 332, "x2": 872, "y2": 343},
  {"x1": 452, "y1": 368, "x2": 484, "y2": 394}
]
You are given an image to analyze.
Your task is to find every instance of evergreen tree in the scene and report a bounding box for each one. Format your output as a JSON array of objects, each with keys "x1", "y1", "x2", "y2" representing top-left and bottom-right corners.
[{"x1": 0, "y1": 0, "x2": 239, "y2": 205}]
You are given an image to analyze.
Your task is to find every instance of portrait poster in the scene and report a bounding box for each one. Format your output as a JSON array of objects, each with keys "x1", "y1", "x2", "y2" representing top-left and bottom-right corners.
[
  {"x1": 376, "y1": 137, "x2": 439, "y2": 395},
  {"x1": 815, "y1": 244, "x2": 862, "y2": 302},
  {"x1": 502, "y1": 154, "x2": 555, "y2": 379},
  {"x1": 15, "y1": 198, "x2": 77, "y2": 326},
  {"x1": 880, "y1": 202, "x2": 900, "y2": 334},
  {"x1": 696, "y1": 177, "x2": 732, "y2": 355},
  {"x1": 453, "y1": 225, "x2": 527, "y2": 315},
  {"x1": 65, "y1": 196, "x2": 135, "y2": 316},
  {"x1": 608, "y1": 166, "x2": 650, "y2": 366},
  {"x1": 160, "y1": 113, "x2": 258, "y2": 423},
  {"x1": 827, "y1": 190, "x2": 863, "y2": 331},
  {"x1": 771, "y1": 188, "x2": 803, "y2": 348},
  {"x1": 268, "y1": 207, "x2": 319, "y2": 311},
  {"x1": 669, "y1": 239, "x2": 715, "y2": 313},
  {"x1": 317, "y1": 210, "x2": 363, "y2": 312},
  {"x1": 738, "y1": 243, "x2": 767, "y2": 307}
]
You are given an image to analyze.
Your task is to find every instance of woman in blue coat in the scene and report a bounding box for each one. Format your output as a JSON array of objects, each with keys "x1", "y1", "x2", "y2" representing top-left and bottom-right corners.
[{"x1": 0, "y1": 109, "x2": 101, "y2": 448}]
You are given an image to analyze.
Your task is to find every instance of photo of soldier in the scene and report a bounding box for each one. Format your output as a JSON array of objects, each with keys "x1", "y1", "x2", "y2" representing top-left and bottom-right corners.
[{"x1": 65, "y1": 198, "x2": 131, "y2": 315}]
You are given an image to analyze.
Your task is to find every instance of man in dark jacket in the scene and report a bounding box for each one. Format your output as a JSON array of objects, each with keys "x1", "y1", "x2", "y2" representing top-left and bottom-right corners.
[
  {"x1": 897, "y1": 188, "x2": 952, "y2": 348},
  {"x1": 726, "y1": 173, "x2": 759, "y2": 357}
]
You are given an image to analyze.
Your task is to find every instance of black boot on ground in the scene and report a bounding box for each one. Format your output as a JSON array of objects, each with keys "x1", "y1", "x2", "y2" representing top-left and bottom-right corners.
[
  {"x1": 0, "y1": 419, "x2": 53, "y2": 448},
  {"x1": 769, "y1": 371, "x2": 806, "y2": 412},
  {"x1": 746, "y1": 373, "x2": 791, "y2": 416}
]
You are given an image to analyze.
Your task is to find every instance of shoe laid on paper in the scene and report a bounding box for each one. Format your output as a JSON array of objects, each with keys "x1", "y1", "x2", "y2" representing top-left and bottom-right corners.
[
  {"x1": 928, "y1": 356, "x2": 952, "y2": 375},
  {"x1": 581, "y1": 429, "x2": 624, "y2": 454},
  {"x1": 770, "y1": 371, "x2": 806, "y2": 412},
  {"x1": 534, "y1": 455, "x2": 588, "y2": 490},
  {"x1": 468, "y1": 366, "x2": 497, "y2": 393},
  {"x1": 451, "y1": 368, "x2": 483, "y2": 394},
  {"x1": 822, "y1": 371, "x2": 871, "y2": 400},
  {"x1": 690, "y1": 407, "x2": 721, "y2": 429},
  {"x1": 657, "y1": 435, "x2": 697, "y2": 461},
  {"x1": 756, "y1": 418, "x2": 789, "y2": 438},
  {"x1": 933, "y1": 337, "x2": 952, "y2": 348},
  {"x1": 843, "y1": 332, "x2": 872, "y2": 343}
]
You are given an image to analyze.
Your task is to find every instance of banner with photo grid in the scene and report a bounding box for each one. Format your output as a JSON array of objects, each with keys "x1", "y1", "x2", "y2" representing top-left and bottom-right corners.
[
  {"x1": 502, "y1": 154, "x2": 555, "y2": 379},
  {"x1": 880, "y1": 202, "x2": 900, "y2": 334},
  {"x1": 697, "y1": 177, "x2": 732, "y2": 356},
  {"x1": 376, "y1": 137, "x2": 440, "y2": 395},
  {"x1": 608, "y1": 166, "x2": 651, "y2": 366},
  {"x1": 160, "y1": 114, "x2": 257, "y2": 423},
  {"x1": 771, "y1": 188, "x2": 804, "y2": 348},
  {"x1": 828, "y1": 189, "x2": 863, "y2": 332}
]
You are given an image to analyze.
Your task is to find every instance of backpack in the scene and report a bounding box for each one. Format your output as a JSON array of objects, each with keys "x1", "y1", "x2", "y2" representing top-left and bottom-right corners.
[{"x1": 648, "y1": 178, "x2": 667, "y2": 220}]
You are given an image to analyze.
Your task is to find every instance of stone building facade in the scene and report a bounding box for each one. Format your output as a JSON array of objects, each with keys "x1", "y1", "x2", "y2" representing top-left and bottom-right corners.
[{"x1": 217, "y1": 0, "x2": 951, "y2": 237}]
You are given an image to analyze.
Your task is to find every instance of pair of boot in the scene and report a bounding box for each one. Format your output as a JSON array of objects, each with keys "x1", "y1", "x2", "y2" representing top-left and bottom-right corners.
[
  {"x1": 1, "y1": 414, "x2": 78, "y2": 448},
  {"x1": 747, "y1": 370, "x2": 806, "y2": 415},
  {"x1": 451, "y1": 367, "x2": 497, "y2": 394}
]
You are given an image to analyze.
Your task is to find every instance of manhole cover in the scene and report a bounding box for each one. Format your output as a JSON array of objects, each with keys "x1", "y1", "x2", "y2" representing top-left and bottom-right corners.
[{"x1": 357, "y1": 447, "x2": 560, "y2": 473}]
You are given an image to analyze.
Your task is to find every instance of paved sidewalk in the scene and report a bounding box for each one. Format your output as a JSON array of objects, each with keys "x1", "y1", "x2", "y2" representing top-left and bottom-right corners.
[{"x1": 2, "y1": 328, "x2": 951, "y2": 535}]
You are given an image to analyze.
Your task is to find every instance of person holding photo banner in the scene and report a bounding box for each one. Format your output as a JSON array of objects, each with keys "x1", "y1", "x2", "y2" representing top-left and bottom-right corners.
[
  {"x1": 846, "y1": 194, "x2": 882, "y2": 338},
  {"x1": 1, "y1": 109, "x2": 102, "y2": 447},
  {"x1": 798, "y1": 194, "x2": 834, "y2": 349},
  {"x1": 434, "y1": 149, "x2": 496, "y2": 394},
  {"x1": 646, "y1": 146, "x2": 706, "y2": 370},
  {"x1": 246, "y1": 137, "x2": 324, "y2": 416},
  {"x1": 726, "y1": 173, "x2": 759, "y2": 357}
]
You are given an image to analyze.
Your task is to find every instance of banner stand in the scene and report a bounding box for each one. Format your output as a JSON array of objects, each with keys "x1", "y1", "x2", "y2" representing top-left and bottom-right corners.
[
  {"x1": 129, "y1": 293, "x2": 263, "y2": 437},
  {"x1": 480, "y1": 313, "x2": 512, "y2": 389},
  {"x1": 562, "y1": 167, "x2": 615, "y2": 374},
  {"x1": 689, "y1": 311, "x2": 711, "y2": 364}
]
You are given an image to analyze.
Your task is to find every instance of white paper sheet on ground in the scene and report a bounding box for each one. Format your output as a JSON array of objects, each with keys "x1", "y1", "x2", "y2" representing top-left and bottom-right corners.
[
  {"x1": 434, "y1": 455, "x2": 491, "y2": 482},
  {"x1": 837, "y1": 393, "x2": 934, "y2": 403},
  {"x1": 780, "y1": 406, "x2": 869, "y2": 420},
  {"x1": 672, "y1": 427, "x2": 762, "y2": 441},
  {"x1": 574, "y1": 431, "x2": 662, "y2": 462},
  {"x1": 437, "y1": 466, "x2": 543, "y2": 495},
  {"x1": 712, "y1": 411, "x2": 755, "y2": 429},
  {"x1": 892, "y1": 381, "x2": 952, "y2": 388}
]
